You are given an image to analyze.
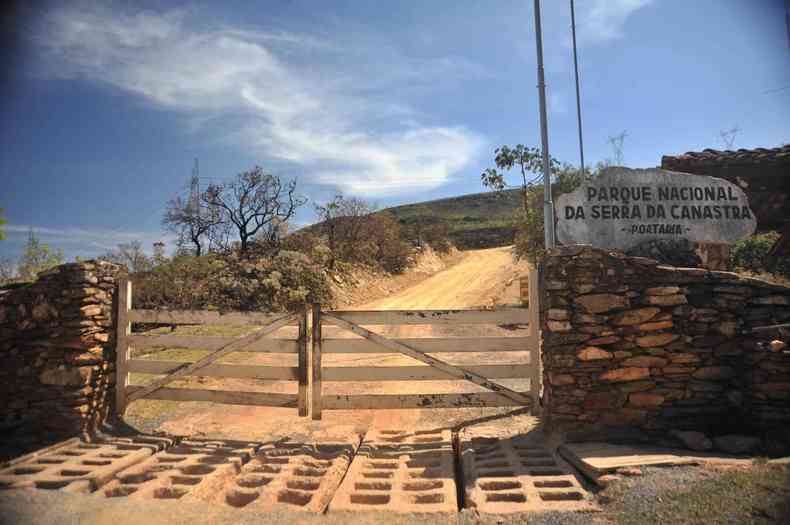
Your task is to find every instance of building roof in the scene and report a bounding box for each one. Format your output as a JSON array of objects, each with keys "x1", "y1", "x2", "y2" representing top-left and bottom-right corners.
[{"x1": 662, "y1": 144, "x2": 790, "y2": 169}]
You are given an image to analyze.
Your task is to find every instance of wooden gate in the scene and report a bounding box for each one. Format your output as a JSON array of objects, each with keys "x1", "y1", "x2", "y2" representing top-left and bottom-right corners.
[
  {"x1": 115, "y1": 268, "x2": 541, "y2": 420},
  {"x1": 310, "y1": 267, "x2": 541, "y2": 420},
  {"x1": 114, "y1": 278, "x2": 309, "y2": 416}
]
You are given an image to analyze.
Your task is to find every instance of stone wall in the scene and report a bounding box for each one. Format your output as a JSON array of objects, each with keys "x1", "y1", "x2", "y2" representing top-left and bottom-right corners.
[
  {"x1": 540, "y1": 244, "x2": 790, "y2": 445},
  {"x1": 0, "y1": 261, "x2": 124, "y2": 458}
]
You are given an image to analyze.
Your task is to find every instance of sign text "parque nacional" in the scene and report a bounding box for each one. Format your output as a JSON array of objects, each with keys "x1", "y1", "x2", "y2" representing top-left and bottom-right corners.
[{"x1": 555, "y1": 168, "x2": 756, "y2": 251}]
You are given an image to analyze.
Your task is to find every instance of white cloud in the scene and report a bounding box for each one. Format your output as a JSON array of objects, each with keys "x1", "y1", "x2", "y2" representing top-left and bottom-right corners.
[
  {"x1": 575, "y1": 0, "x2": 653, "y2": 45},
  {"x1": 4, "y1": 224, "x2": 169, "y2": 253},
  {"x1": 563, "y1": 0, "x2": 653, "y2": 48},
  {"x1": 34, "y1": 4, "x2": 483, "y2": 197}
]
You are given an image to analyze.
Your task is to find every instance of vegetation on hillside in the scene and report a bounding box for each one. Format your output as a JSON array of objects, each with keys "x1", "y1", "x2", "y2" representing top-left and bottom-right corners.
[{"x1": 731, "y1": 231, "x2": 790, "y2": 278}]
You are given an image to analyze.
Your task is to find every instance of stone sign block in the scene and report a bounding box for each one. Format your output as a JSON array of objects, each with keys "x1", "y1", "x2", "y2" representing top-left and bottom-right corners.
[{"x1": 556, "y1": 167, "x2": 756, "y2": 251}]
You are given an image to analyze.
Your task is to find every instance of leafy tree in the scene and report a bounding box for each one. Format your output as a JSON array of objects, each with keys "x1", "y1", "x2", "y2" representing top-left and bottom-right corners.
[
  {"x1": 481, "y1": 144, "x2": 560, "y2": 215},
  {"x1": 100, "y1": 241, "x2": 153, "y2": 273},
  {"x1": 481, "y1": 144, "x2": 591, "y2": 263},
  {"x1": 203, "y1": 167, "x2": 305, "y2": 254},
  {"x1": 17, "y1": 230, "x2": 64, "y2": 280}
]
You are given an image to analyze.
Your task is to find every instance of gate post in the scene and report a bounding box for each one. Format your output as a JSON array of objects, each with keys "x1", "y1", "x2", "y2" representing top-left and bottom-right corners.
[
  {"x1": 115, "y1": 278, "x2": 132, "y2": 416},
  {"x1": 527, "y1": 266, "x2": 542, "y2": 413},
  {"x1": 297, "y1": 304, "x2": 309, "y2": 417},
  {"x1": 311, "y1": 303, "x2": 322, "y2": 420}
]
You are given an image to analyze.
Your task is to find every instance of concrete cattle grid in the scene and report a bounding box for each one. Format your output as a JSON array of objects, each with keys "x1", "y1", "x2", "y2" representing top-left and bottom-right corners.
[
  {"x1": 192, "y1": 439, "x2": 357, "y2": 512},
  {"x1": 329, "y1": 429, "x2": 458, "y2": 513},
  {"x1": 0, "y1": 437, "x2": 164, "y2": 493},
  {"x1": 460, "y1": 429, "x2": 598, "y2": 514},
  {"x1": 99, "y1": 438, "x2": 261, "y2": 500}
]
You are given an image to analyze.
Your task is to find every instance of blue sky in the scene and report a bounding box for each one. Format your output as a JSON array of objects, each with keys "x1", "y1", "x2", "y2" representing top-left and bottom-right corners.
[{"x1": 2, "y1": 0, "x2": 789, "y2": 261}]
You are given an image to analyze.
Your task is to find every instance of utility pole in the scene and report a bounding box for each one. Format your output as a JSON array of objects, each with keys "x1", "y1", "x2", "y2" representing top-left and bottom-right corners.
[
  {"x1": 570, "y1": 0, "x2": 585, "y2": 176},
  {"x1": 533, "y1": 0, "x2": 555, "y2": 249}
]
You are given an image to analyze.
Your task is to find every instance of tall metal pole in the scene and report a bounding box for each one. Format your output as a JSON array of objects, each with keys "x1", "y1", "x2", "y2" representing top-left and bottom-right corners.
[
  {"x1": 533, "y1": 0, "x2": 555, "y2": 249},
  {"x1": 570, "y1": 0, "x2": 585, "y2": 176}
]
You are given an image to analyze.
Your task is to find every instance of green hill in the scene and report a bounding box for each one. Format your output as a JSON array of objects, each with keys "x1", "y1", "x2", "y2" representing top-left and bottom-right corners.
[{"x1": 386, "y1": 189, "x2": 522, "y2": 250}]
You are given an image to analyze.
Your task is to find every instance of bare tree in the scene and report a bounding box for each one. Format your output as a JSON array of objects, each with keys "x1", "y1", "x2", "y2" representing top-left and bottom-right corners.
[
  {"x1": 314, "y1": 195, "x2": 376, "y2": 268},
  {"x1": 163, "y1": 175, "x2": 224, "y2": 256},
  {"x1": 203, "y1": 167, "x2": 305, "y2": 254},
  {"x1": 100, "y1": 241, "x2": 152, "y2": 273},
  {"x1": 0, "y1": 256, "x2": 15, "y2": 283}
]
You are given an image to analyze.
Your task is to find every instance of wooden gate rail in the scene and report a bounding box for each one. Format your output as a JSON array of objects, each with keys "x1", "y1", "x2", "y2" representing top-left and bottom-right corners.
[
  {"x1": 115, "y1": 278, "x2": 308, "y2": 416},
  {"x1": 311, "y1": 266, "x2": 540, "y2": 420}
]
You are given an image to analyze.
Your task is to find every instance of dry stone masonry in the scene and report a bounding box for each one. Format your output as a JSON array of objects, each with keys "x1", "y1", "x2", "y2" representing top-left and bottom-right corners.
[
  {"x1": 0, "y1": 261, "x2": 124, "y2": 459},
  {"x1": 540, "y1": 244, "x2": 790, "y2": 451}
]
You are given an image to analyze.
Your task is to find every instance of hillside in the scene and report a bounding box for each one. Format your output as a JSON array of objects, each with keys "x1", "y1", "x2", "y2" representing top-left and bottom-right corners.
[{"x1": 387, "y1": 188, "x2": 522, "y2": 249}]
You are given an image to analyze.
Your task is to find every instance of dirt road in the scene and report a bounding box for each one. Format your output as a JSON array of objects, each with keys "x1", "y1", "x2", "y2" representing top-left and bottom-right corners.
[{"x1": 361, "y1": 246, "x2": 524, "y2": 309}]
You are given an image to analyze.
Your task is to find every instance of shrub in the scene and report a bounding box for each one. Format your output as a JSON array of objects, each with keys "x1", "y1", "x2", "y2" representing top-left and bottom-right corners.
[
  {"x1": 133, "y1": 251, "x2": 332, "y2": 312},
  {"x1": 730, "y1": 231, "x2": 790, "y2": 277}
]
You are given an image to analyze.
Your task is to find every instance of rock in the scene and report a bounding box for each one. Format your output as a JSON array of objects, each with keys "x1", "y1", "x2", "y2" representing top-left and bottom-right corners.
[
  {"x1": 612, "y1": 307, "x2": 660, "y2": 326},
  {"x1": 584, "y1": 392, "x2": 620, "y2": 410},
  {"x1": 39, "y1": 366, "x2": 92, "y2": 386},
  {"x1": 638, "y1": 320, "x2": 674, "y2": 331},
  {"x1": 596, "y1": 474, "x2": 622, "y2": 487},
  {"x1": 645, "y1": 286, "x2": 681, "y2": 296},
  {"x1": 577, "y1": 346, "x2": 614, "y2": 361},
  {"x1": 692, "y1": 366, "x2": 736, "y2": 381},
  {"x1": 600, "y1": 367, "x2": 650, "y2": 383},
  {"x1": 621, "y1": 356, "x2": 669, "y2": 368},
  {"x1": 616, "y1": 467, "x2": 643, "y2": 477},
  {"x1": 636, "y1": 333, "x2": 679, "y2": 348},
  {"x1": 670, "y1": 430, "x2": 712, "y2": 451},
  {"x1": 770, "y1": 340, "x2": 787, "y2": 352},
  {"x1": 79, "y1": 305, "x2": 102, "y2": 317},
  {"x1": 549, "y1": 373, "x2": 576, "y2": 386},
  {"x1": 750, "y1": 296, "x2": 790, "y2": 305},
  {"x1": 547, "y1": 309, "x2": 570, "y2": 321},
  {"x1": 574, "y1": 294, "x2": 629, "y2": 314},
  {"x1": 547, "y1": 320, "x2": 572, "y2": 332},
  {"x1": 31, "y1": 303, "x2": 56, "y2": 321},
  {"x1": 629, "y1": 393, "x2": 665, "y2": 407},
  {"x1": 588, "y1": 336, "x2": 621, "y2": 345},
  {"x1": 713, "y1": 435, "x2": 760, "y2": 455},
  {"x1": 644, "y1": 294, "x2": 688, "y2": 306}
]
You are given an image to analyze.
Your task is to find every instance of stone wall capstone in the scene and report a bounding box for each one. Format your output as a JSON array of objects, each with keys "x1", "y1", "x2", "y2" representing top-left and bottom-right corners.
[
  {"x1": 540, "y1": 244, "x2": 790, "y2": 448},
  {"x1": 0, "y1": 260, "x2": 124, "y2": 459}
]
